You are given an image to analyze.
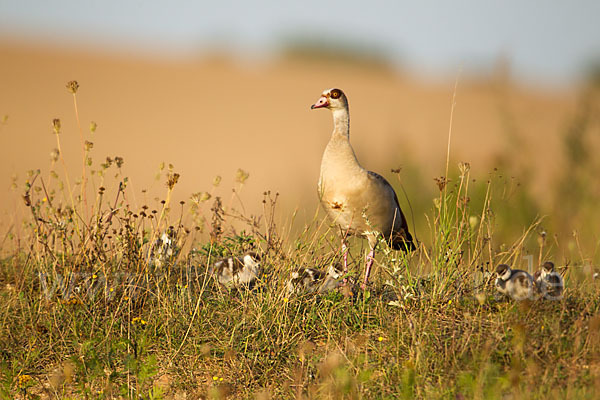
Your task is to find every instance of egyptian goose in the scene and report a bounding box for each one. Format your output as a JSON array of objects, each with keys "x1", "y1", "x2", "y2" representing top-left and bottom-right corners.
[
  {"x1": 534, "y1": 261, "x2": 564, "y2": 299},
  {"x1": 286, "y1": 264, "x2": 343, "y2": 294},
  {"x1": 494, "y1": 264, "x2": 534, "y2": 301},
  {"x1": 311, "y1": 88, "x2": 415, "y2": 289},
  {"x1": 209, "y1": 252, "x2": 262, "y2": 288}
]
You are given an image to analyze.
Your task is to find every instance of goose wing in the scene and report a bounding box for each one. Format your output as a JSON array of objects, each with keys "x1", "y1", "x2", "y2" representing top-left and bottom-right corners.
[{"x1": 366, "y1": 171, "x2": 415, "y2": 251}]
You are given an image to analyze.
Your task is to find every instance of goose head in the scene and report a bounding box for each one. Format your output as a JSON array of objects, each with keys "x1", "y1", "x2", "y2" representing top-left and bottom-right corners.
[
  {"x1": 541, "y1": 261, "x2": 555, "y2": 278},
  {"x1": 311, "y1": 88, "x2": 348, "y2": 110},
  {"x1": 326, "y1": 263, "x2": 343, "y2": 280},
  {"x1": 495, "y1": 264, "x2": 512, "y2": 281}
]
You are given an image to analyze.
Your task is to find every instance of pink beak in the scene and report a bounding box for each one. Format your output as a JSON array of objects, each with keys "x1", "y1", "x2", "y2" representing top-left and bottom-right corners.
[{"x1": 310, "y1": 96, "x2": 329, "y2": 109}]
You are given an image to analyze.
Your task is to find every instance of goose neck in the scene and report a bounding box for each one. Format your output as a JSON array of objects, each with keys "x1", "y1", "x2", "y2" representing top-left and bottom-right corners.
[{"x1": 332, "y1": 107, "x2": 350, "y2": 138}]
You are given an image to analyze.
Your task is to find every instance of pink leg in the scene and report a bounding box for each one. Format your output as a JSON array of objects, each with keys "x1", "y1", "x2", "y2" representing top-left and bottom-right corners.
[
  {"x1": 342, "y1": 241, "x2": 349, "y2": 283},
  {"x1": 362, "y1": 248, "x2": 375, "y2": 290}
]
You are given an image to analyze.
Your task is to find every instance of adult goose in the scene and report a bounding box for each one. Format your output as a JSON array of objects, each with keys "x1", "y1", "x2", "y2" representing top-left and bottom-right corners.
[{"x1": 311, "y1": 88, "x2": 415, "y2": 289}]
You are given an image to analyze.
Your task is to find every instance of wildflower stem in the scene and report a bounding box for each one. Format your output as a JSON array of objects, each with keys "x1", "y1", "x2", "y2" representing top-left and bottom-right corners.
[
  {"x1": 71, "y1": 92, "x2": 88, "y2": 216},
  {"x1": 445, "y1": 69, "x2": 461, "y2": 183},
  {"x1": 148, "y1": 186, "x2": 174, "y2": 266},
  {"x1": 53, "y1": 129, "x2": 81, "y2": 239}
]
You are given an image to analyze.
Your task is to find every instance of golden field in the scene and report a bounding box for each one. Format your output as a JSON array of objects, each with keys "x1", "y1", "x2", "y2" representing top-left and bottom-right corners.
[{"x1": 0, "y1": 41, "x2": 586, "y2": 239}]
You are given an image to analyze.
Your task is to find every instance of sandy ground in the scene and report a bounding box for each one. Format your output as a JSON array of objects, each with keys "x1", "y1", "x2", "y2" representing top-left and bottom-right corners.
[{"x1": 0, "y1": 41, "x2": 579, "y2": 238}]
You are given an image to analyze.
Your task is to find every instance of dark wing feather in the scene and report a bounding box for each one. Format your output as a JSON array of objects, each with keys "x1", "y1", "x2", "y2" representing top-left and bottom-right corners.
[{"x1": 367, "y1": 171, "x2": 415, "y2": 251}]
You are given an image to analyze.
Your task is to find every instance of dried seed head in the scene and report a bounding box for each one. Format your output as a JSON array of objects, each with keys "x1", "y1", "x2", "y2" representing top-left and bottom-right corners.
[
  {"x1": 52, "y1": 118, "x2": 61, "y2": 134},
  {"x1": 458, "y1": 162, "x2": 471, "y2": 177},
  {"x1": 66, "y1": 80, "x2": 79, "y2": 94},
  {"x1": 537, "y1": 230, "x2": 547, "y2": 247},
  {"x1": 115, "y1": 156, "x2": 124, "y2": 168},
  {"x1": 191, "y1": 192, "x2": 211, "y2": 204},
  {"x1": 236, "y1": 168, "x2": 249, "y2": 184},
  {"x1": 1, "y1": 115, "x2": 8, "y2": 124},
  {"x1": 84, "y1": 141, "x2": 94, "y2": 151},
  {"x1": 101, "y1": 157, "x2": 112, "y2": 169},
  {"x1": 213, "y1": 175, "x2": 222, "y2": 187},
  {"x1": 50, "y1": 148, "x2": 60, "y2": 162},
  {"x1": 89, "y1": 121, "x2": 97, "y2": 133},
  {"x1": 200, "y1": 192, "x2": 211, "y2": 202},
  {"x1": 166, "y1": 172, "x2": 180, "y2": 190},
  {"x1": 434, "y1": 176, "x2": 448, "y2": 191}
]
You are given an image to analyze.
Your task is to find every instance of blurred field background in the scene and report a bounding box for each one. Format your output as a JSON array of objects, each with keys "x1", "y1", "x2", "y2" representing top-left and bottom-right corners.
[
  {"x1": 2, "y1": 1, "x2": 600, "y2": 398},
  {"x1": 1, "y1": 38, "x2": 599, "y2": 258}
]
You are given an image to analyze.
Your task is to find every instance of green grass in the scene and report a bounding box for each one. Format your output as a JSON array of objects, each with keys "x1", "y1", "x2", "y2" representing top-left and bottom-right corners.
[{"x1": 1, "y1": 81, "x2": 600, "y2": 399}]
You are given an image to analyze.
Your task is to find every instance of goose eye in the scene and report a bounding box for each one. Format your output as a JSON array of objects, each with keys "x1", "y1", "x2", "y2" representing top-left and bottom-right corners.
[{"x1": 330, "y1": 90, "x2": 340, "y2": 99}]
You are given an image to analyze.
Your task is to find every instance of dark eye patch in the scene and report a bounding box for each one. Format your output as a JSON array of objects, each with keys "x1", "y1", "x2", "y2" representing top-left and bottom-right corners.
[{"x1": 330, "y1": 89, "x2": 341, "y2": 99}]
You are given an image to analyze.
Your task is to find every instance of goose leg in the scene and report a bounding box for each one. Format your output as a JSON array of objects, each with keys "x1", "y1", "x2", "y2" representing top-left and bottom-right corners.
[
  {"x1": 342, "y1": 240, "x2": 349, "y2": 283},
  {"x1": 362, "y1": 248, "x2": 375, "y2": 290}
]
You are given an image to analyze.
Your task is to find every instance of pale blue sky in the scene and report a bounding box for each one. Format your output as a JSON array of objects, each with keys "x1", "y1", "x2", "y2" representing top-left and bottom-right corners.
[{"x1": 2, "y1": 0, "x2": 599, "y2": 84}]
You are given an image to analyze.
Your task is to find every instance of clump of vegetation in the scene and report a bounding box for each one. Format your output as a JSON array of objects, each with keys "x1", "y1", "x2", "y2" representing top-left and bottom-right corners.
[{"x1": 0, "y1": 81, "x2": 599, "y2": 399}]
